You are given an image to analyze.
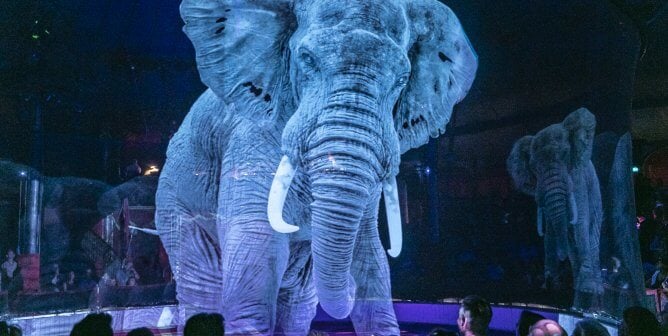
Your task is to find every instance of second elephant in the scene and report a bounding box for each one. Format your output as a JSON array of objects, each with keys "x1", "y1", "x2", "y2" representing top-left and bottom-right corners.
[{"x1": 508, "y1": 108, "x2": 603, "y2": 310}]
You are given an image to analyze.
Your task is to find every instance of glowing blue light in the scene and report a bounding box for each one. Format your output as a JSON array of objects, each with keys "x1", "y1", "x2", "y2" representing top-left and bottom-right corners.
[{"x1": 631, "y1": 166, "x2": 639, "y2": 173}]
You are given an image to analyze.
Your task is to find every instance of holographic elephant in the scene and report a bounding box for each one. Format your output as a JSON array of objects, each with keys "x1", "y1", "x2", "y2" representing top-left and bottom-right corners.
[
  {"x1": 507, "y1": 108, "x2": 603, "y2": 310},
  {"x1": 156, "y1": 0, "x2": 477, "y2": 334}
]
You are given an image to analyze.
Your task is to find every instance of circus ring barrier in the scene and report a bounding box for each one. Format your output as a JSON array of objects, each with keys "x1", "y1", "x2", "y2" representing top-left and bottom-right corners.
[{"x1": 5, "y1": 301, "x2": 621, "y2": 336}]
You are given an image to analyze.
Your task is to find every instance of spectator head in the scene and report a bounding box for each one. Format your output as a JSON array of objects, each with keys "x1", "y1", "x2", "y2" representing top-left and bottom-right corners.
[
  {"x1": 6, "y1": 250, "x2": 15, "y2": 260},
  {"x1": 653, "y1": 204, "x2": 664, "y2": 221},
  {"x1": 0, "y1": 322, "x2": 22, "y2": 336},
  {"x1": 428, "y1": 327, "x2": 458, "y2": 336},
  {"x1": 516, "y1": 310, "x2": 546, "y2": 336},
  {"x1": 572, "y1": 318, "x2": 610, "y2": 336},
  {"x1": 528, "y1": 319, "x2": 567, "y2": 336},
  {"x1": 658, "y1": 258, "x2": 668, "y2": 272},
  {"x1": 70, "y1": 313, "x2": 113, "y2": 336},
  {"x1": 458, "y1": 295, "x2": 492, "y2": 336},
  {"x1": 620, "y1": 306, "x2": 660, "y2": 336},
  {"x1": 184, "y1": 313, "x2": 224, "y2": 336},
  {"x1": 127, "y1": 327, "x2": 154, "y2": 336}
]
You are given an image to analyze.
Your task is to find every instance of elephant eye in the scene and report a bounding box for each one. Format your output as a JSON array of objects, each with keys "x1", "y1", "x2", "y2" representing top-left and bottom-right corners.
[
  {"x1": 395, "y1": 74, "x2": 409, "y2": 88},
  {"x1": 300, "y1": 52, "x2": 316, "y2": 68}
]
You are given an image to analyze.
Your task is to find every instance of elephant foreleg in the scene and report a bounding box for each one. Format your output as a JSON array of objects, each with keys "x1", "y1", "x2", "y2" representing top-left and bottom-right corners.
[
  {"x1": 349, "y1": 195, "x2": 400, "y2": 336},
  {"x1": 220, "y1": 218, "x2": 290, "y2": 335},
  {"x1": 276, "y1": 240, "x2": 317, "y2": 335},
  {"x1": 218, "y1": 133, "x2": 290, "y2": 334},
  {"x1": 156, "y1": 115, "x2": 223, "y2": 318},
  {"x1": 171, "y1": 213, "x2": 223, "y2": 316},
  {"x1": 569, "y1": 165, "x2": 603, "y2": 310}
]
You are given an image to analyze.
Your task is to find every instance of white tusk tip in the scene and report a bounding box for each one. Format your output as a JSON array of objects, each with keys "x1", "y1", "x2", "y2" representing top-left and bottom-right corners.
[
  {"x1": 271, "y1": 222, "x2": 300, "y2": 234},
  {"x1": 386, "y1": 248, "x2": 401, "y2": 258}
]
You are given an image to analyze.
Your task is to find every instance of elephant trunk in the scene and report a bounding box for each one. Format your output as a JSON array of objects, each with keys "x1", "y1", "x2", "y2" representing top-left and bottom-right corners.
[
  {"x1": 309, "y1": 170, "x2": 370, "y2": 318},
  {"x1": 537, "y1": 165, "x2": 574, "y2": 262},
  {"x1": 305, "y1": 84, "x2": 388, "y2": 319}
]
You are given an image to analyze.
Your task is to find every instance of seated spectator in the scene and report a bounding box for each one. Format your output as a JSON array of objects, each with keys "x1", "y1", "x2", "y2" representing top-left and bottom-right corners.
[
  {"x1": 605, "y1": 257, "x2": 630, "y2": 289},
  {"x1": 528, "y1": 319, "x2": 566, "y2": 336},
  {"x1": 100, "y1": 273, "x2": 117, "y2": 287},
  {"x1": 63, "y1": 271, "x2": 77, "y2": 291},
  {"x1": 457, "y1": 295, "x2": 492, "y2": 336},
  {"x1": 0, "y1": 321, "x2": 22, "y2": 336},
  {"x1": 184, "y1": 313, "x2": 224, "y2": 336},
  {"x1": 78, "y1": 268, "x2": 97, "y2": 291},
  {"x1": 619, "y1": 306, "x2": 661, "y2": 336},
  {"x1": 516, "y1": 310, "x2": 545, "y2": 336},
  {"x1": 1, "y1": 250, "x2": 18, "y2": 282},
  {"x1": 1, "y1": 250, "x2": 21, "y2": 295},
  {"x1": 70, "y1": 313, "x2": 113, "y2": 336},
  {"x1": 127, "y1": 327, "x2": 154, "y2": 336},
  {"x1": 647, "y1": 258, "x2": 668, "y2": 289},
  {"x1": 572, "y1": 318, "x2": 610, "y2": 336},
  {"x1": 116, "y1": 259, "x2": 140, "y2": 286},
  {"x1": 124, "y1": 159, "x2": 142, "y2": 180},
  {"x1": 42, "y1": 263, "x2": 64, "y2": 292}
]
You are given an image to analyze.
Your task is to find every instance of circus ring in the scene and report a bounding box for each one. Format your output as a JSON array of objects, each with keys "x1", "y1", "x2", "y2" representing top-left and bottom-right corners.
[{"x1": 5, "y1": 300, "x2": 620, "y2": 335}]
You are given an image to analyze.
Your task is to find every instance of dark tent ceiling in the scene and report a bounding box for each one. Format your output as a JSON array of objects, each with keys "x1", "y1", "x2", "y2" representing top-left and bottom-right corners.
[{"x1": 0, "y1": 0, "x2": 666, "y2": 179}]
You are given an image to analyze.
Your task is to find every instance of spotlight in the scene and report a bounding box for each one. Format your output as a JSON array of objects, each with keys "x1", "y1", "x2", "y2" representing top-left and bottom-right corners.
[{"x1": 144, "y1": 166, "x2": 160, "y2": 176}]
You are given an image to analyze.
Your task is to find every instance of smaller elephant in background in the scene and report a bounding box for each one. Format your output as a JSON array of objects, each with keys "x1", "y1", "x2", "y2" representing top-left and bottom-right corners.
[{"x1": 507, "y1": 107, "x2": 603, "y2": 310}]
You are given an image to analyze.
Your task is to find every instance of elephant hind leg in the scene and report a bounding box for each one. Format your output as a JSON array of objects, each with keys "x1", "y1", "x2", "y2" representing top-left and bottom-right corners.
[{"x1": 276, "y1": 240, "x2": 318, "y2": 335}]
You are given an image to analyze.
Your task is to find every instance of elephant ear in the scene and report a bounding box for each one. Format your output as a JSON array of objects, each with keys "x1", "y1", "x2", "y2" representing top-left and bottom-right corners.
[
  {"x1": 180, "y1": 0, "x2": 296, "y2": 120},
  {"x1": 507, "y1": 135, "x2": 537, "y2": 196},
  {"x1": 396, "y1": 0, "x2": 478, "y2": 153}
]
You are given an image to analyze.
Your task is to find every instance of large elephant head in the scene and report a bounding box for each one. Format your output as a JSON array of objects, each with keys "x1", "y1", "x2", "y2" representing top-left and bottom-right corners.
[{"x1": 180, "y1": 0, "x2": 477, "y2": 318}]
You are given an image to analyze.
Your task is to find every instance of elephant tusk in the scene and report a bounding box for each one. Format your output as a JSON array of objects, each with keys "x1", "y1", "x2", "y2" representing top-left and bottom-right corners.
[
  {"x1": 536, "y1": 207, "x2": 544, "y2": 237},
  {"x1": 569, "y1": 192, "x2": 578, "y2": 225},
  {"x1": 267, "y1": 155, "x2": 300, "y2": 233},
  {"x1": 383, "y1": 176, "x2": 402, "y2": 258},
  {"x1": 128, "y1": 225, "x2": 159, "y2": 236}
]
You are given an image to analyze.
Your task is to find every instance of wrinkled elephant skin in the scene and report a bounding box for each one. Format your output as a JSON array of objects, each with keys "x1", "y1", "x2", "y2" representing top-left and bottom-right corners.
[{"x1": 156, "y1": 0, "x2": 477, "y2": 334}]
